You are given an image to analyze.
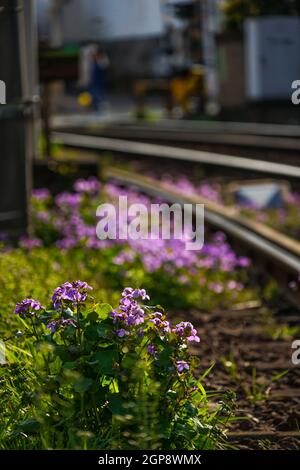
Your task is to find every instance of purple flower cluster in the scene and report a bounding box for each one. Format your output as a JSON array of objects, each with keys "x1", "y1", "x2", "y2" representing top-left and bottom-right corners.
[
  {"x1": 122, "y1": 287, "x2": 150, "y2": 301},
  {"x1": 19, "y1": 236, "x2": 42, "y2": 250},
  {"x1": 149, "y1": 312, "x2": 170, "y2": 334},
  {"x1": 111, "y1": 287, "x2": 147, "y2": 327},
  {"x1": 15, "y1": 298, "x2": 44, "y2": 316},
  {"x1": 52, "y1": 281, "x2": 93, "y2": 309},
  {"x1": 15, "y1": 280, "x2": 93, "y2": 336},
  {"x1": 28, "y1": 178, "x2": 250, "y2": 296},
  {"x1": 51, "y1": 181, "x2": 104, "y2": 249},
  {"x1": 172, "y1": 322, "x2": 200, "y2": 343},
  {"x1": 55, "y1": 192, "x2": 82, "y2": 210},
  {"x1": 110, "y1": 286, "x2": 200, "y2": 376},
  {"x1": 199, "y1": 232, "x2": 250, "y2": 271},
  {"x1": 15, "y1": 283, "x2": 199, "y2": 378},
  {"x1": 112, "y1": 287, "x2": 200, "y2": 346},
  {"x1": 47, "y1": 318, "x2": 76, "y2": 333},
  {"x1": 32, "y1": 188, "x2": 51, "y2": 201},
  {"x1": 163, "y1": 175, "x2": 223, "y2": 206},
  {"x1": 73, "y1": 176, "x2": 100, "y2": 195}
]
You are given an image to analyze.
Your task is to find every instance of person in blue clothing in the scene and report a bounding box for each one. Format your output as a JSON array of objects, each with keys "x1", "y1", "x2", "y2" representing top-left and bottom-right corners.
[{"x1": 89, "y1": 46, "x2": 110, "y2": 110}]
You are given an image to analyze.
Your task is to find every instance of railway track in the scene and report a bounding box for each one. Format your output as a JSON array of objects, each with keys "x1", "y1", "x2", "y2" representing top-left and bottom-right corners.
[
  {"x1": 53, "y1": 120, "x2": 300, "y2": 164},
  {"x1": 53, "y1": 131, "x2": 300, "y2": 180},
  {"x1": 53, "y1": 117, "x2": 300, "y2": 137}
]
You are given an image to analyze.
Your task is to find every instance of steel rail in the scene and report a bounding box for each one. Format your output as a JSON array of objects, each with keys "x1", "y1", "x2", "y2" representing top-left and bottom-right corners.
[
  {"x1": 66, "y1": 124, "x2": 300, "y2": 151},
  {"x1": 133, "y1": 119, "x2": 300, "y2": 137},
  {"x1": 53, "y1": 118, "x2": 300, "y2": 138},
  {"x1": 53, "y1": 131, "x2": 300, "y2": 179},
  {"x1": 106, "y1": 167, "x2": 300, "y2": 275}
]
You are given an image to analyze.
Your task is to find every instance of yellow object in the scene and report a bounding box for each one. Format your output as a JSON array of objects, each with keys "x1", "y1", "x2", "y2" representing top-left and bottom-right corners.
[
  {"x1": 170, "y1": 66, "x2": 205, "y2": 113},
  {"x1": 78, "y1": 92, "x2": 92, "y2": 107}
]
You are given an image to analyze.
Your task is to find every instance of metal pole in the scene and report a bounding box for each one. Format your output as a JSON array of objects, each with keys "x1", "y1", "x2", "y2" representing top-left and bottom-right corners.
[{"x1": 0, "y1": 0, "x2": 38, "y2": 239}]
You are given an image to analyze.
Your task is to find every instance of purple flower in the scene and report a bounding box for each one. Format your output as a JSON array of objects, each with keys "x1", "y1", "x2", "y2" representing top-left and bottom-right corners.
[
  {"x1": 73, "y1": 177, "x2": 100, "y2": 195},
  {"x1": 176, "y1": 360, "x2": 189, "y2": 373},
  {"x1": 52, "y1": 280, "x2": 92, "y2": 309},
  {"x1": 147, "y1": 344, "x2": 156, "y2": 355},
  {"x1": 238, "y1": 257, "x2": 250, "y2": 267},
  {"x1": 56, "y1": 237, "x2": 78, "y2": 250},
  {"x1": 172, "y1": 322, "x2": 200, "y2": 343},
  {"x1": 35, "y1": 211, "x2": 49, "y2": 222},
  {"x1": 149, "y1": 315, "x2": 170, "y2": 334},
  {"x1": 132, "y1": 289, "x2": 150, "y2": 300},
  {"x1": 111, "y1": 287, "x2": 149, "y2": 327},
  {"x1": 116, "y1": 328, "x2": 130, "y2": 338},
  {"x1": 121, "y1": 287, "x2": 150, "y2": 301},
  {"x1": 15, "y1": 298, "x2": 44, "y2": 317},
  {"x1": 19, "y1": 236, "x2": 43, "y2": 250},
  {"x1": 32, "y1": 188, "x2": 50, "y2": 201},
  {"x1": 47, "y1": 320, "x2": 58, "y2": 333},
  {"x1": 62, "y1": 318, "x2": 77, "y2": 328},
  {"x1": 72, "y1": 280, "x2": 92, "y2": 291},
  {"x1": 55, "y1": 192, "x2": 81, "y2": 209},
  {"x1": 47, "y1": 318, "x2": 76, "y2": 333},
  {"x1": 209, "y1": 282, "x2": 224, "y2": 294}
]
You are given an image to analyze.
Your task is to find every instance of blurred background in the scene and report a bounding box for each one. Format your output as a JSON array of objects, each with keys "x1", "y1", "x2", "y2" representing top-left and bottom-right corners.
[
  {"x1": 35, "y1": 0, "x2": 300, "y2": 122},
  {"x1": 2, "y1": 0, "x2": 300, "y2": 236}
]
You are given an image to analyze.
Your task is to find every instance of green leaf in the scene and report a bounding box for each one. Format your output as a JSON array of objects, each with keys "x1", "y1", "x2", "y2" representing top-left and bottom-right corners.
[
  {"x1": 156, "y1": 346, "x2": 173, "y2": 368},
  {"x1": 92, "y1": 348, "x2": 118, "y2": 374},
  {"x1": 109, "y1": 393, "x2": 126, "y2": 415},
  {"x1": 95, "y1": 303, "x2": 112, "y2": 320},
  {"x1": 63, "y1": 361, "x2": 77, "y2": 370},
  {"x1": 17, "y1": 418, "x2": 40, "y2": 434},
  {"x1": 74, "y1": 377, "x2": 93, "y2": 394},
  {"x1": 86, "y1": 311, "x2": 99, "y2": 323},
  {"x1": 84, "y1": 324, "x2": 99, "y2": 342},
  {"x1": 96, "y1": 325, "x2": 107, "y2": 338},
  {"x1": 121, "y1": 352, "x2": 139, "y2": 369}
]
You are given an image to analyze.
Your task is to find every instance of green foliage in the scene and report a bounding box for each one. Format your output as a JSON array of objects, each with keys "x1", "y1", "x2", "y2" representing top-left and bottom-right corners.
[{"x1": 0, "y1": 286, "x2": 233, "y2": 450}]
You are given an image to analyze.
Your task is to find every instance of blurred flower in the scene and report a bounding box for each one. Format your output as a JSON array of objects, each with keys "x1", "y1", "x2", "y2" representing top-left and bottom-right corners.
[
  {"x1": 55, "y1": 192, "x2": 81, "y2": 209},
  {"x1": 74, "y1": 176, "x2": 100, "y2": 195},
  {"x1": 35, "y1": 211, "x2": 50, "y2": 222},
  {"x1": 19, "y1": 236, "x2": 42, "y2": 250},
  {"x1": 32, "y1": 188, "x2": 50, "y2": 201},
  {"x1": 209, "y1": 282, "x2": 224, "y2": 294}
]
